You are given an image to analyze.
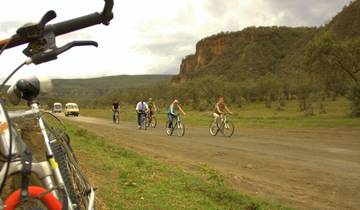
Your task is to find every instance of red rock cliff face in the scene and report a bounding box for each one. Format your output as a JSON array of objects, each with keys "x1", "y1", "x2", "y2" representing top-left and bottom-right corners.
[
  {"x1": 179, "y1": 30, "x2": 275, "y2": 77},
  {"x1": 179, "y1": 33, "x2": 238, "y2": 77}
]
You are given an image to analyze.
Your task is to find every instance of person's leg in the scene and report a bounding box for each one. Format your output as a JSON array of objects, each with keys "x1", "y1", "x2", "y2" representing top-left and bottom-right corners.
[
  {"x1": 137, "y1": 112, "x2": 141, "y2": 127},
  {"x1": 167, "y1": 114, "x2": 173, "y2": 128},
  {"x1": 213, "y1": 113, "x2": 220, "y2": 126},
  {"x1": 112, "y1": 111, "x2": 116, "y2": 123}
]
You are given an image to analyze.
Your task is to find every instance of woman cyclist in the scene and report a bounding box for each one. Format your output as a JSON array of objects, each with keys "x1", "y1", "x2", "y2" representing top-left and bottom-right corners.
[
  {"x1": 213, "y1": 96, "x2": 232, "y2": 124},
  {"x1": 166, "y1": 99, "x2": 186, "y2": 133}
]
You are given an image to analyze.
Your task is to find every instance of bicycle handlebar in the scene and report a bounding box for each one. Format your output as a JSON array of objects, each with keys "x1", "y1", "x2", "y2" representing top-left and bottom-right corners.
[{"x1": 0, "y1": 0, "x2": 113, "y2": 50}]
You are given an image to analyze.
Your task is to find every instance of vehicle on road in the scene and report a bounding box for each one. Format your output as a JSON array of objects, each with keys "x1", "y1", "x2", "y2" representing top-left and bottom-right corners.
[
  {"x1": 52, "y1": 102, "x2": 63, "y2": 113},
  {"x1": 209, "y1": 114, "x2": 234, "y2": 137},
  {"x1": 65, "y1": 103, "x2": 80, "y2": 117}
]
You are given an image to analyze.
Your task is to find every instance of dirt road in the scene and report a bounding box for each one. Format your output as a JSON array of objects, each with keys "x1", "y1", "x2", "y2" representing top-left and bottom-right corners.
[{"x1": 64, "y1": 116, "x2": 360, "y2": 210}]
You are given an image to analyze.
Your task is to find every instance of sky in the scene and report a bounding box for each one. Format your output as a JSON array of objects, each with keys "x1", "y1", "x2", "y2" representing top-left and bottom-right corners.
[{"x1": 0, "y1": 0, "x2": 352, "y2": 81}]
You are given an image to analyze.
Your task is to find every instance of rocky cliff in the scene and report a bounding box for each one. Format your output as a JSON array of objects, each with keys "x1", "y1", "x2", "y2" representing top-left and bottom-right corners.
[
  {"x1": 176, "y1": 0, "x2": 360, "y2": 82},
  {"x1": 177, "y1": 27, "x2": 316, "y2": 80}
]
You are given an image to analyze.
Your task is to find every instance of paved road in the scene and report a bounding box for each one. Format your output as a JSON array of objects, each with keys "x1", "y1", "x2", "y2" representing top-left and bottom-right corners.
[{"x1": 64, "y1": 115, "x2": 360, "y2": 210}]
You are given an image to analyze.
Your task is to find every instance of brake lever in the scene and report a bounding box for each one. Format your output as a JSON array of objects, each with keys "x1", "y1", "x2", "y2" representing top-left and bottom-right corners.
[
  {"x1": 28, "y1": 41, "x2": 98, "y2": 65},
  {"x1": 16, "y1": 10, "x2": 57, "y2": 39},
  {"x1": 56, "y1": 41, "x2": 98, "y2": 55},
  {"x1": 102, "y1": 0, "x2": 114, "y2": 25}
]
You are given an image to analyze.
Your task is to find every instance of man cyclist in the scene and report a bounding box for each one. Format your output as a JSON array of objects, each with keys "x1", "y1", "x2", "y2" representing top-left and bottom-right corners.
[
  {"x1": 112, "y1": 100, "x2": 120, "y2": 123},
  {"x1": 147, "y1": 98, "x2": 157, "y2": 119},
  {"x1": 213, "y1": 96, "x2": 232, "y2": 124},
  {"x1": 167, "y1": 99, "x2": 186, "y2": 133},
  {"x1": 135, "y1": 99, "x2": 149, "y2": 129}
]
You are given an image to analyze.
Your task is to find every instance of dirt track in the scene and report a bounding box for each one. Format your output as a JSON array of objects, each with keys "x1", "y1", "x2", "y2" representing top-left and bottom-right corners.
[{"x1": 64, "y1": 116, "x2": 360, "y2": 210}]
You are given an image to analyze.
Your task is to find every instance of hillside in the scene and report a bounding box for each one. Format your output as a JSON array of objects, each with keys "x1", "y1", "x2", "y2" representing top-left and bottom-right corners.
[
  {"x1": 50, "y1": 75, "x2": 172, "y2": 99},
  {"x1": 174, "y1": 27, "x2": 317, "y2": 81},
  {"x1": 173, "y1": 0, "x2": 359, "y2": 82}
]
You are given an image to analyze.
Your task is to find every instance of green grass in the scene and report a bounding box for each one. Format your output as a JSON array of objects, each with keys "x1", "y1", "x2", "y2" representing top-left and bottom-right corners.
[
  {"x1": 66, "y1": 122, "x2": 290, "y2": 210},
  {"x1": 80, "y1": 98, "x2": 360, "y2": 128}
]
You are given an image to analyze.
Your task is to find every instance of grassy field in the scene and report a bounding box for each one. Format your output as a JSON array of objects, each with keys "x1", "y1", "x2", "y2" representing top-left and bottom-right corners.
[
  {"x1": 66, "y1": 121, "x2": 290, "y2": 210},
  {"x1": 79, "y1": 98, "x2": 360, "y2": 128}
]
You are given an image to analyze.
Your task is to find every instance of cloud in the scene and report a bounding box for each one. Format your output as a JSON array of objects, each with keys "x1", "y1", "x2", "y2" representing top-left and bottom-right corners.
[
  {"x1": 138, "y1": 33, "x2": 197, "y2": 56},
  {"x1": 0, "y1": 0, "x2": 353, "y2": 79},
  {"x1": 262, "y1": 0, "x2": 351, "y2": 26}
]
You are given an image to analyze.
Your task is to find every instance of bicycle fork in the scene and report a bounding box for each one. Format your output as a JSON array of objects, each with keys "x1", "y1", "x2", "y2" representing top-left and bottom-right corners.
[{"x1": 32, "y1": 103, "x2": 75, "y2": 210}]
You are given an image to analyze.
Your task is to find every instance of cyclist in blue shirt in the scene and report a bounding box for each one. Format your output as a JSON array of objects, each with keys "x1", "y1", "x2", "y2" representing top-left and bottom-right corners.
[{"x1": 167, "y1": 99, "x2": 186, "y2": 131}]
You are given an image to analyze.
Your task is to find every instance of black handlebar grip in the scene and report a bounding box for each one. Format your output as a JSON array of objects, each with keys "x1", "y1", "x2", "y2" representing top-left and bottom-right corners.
[{"x1": 49, "y1": 13, "x2": 102, "y2": 36}]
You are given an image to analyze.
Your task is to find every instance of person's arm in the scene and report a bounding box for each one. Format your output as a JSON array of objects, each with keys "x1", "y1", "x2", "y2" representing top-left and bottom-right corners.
[
  {"x1": 169, "y1": 104, "x2": 175, "y2": 115},
  {"x1": 224, "y1": 104, "x2": 233, "y2": 114},
  {"x1": 178, "y1": 105, "x2": 186, "y2": 115},
  {"x1": 135, "y1": 103, "x2": 139, "y2": 113}
]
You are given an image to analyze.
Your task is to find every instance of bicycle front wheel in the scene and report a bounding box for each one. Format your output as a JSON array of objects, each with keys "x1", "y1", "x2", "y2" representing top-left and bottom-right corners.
[
  {"x1": 220, "y1": 121, "x2": 234, "y2": 137},
  {"x1": 150, "y1": 116, "x2": 157, "y2": 128},
  {"x1": 209, "y1": 121, "x2": 219, "y2": 136},
  {"x1": 176, "y1": 122, "x2": 185, "y2": 137},
  {"x1": 47, "y1": 126, "x2": 93, "y2": 210}
]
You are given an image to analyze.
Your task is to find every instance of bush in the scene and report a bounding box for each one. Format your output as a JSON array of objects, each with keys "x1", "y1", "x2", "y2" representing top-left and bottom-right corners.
[{"x1": 348, "y1": 85, "x2": 360, "y2": 117}]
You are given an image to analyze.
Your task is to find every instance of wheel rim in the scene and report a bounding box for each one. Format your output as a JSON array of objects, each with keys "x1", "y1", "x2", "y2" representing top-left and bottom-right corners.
[
  {"x1": 221, "y1": 121, "x2": 234, "y2": 137},
  {"x1": 151, "y1": 117, "x2": 157, "y2": 128},
  {"x1": 209, "y1": 122, "x2": 218, "y2": 136},
  {"x1": 176, "y1": 123, "x2": 185, "y2": 136}
]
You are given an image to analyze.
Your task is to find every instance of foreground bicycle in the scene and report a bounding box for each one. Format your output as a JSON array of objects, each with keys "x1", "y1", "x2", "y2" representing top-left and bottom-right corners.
[
  {"x1": 209, "y1": 114, "x2": 235, "y2": 137},
  {"x1": 166, "y1": 115, "x2": 185, "y2": 137},
  {"x1": 0, "y1": 0, "x2": 114, "y2": 209}
]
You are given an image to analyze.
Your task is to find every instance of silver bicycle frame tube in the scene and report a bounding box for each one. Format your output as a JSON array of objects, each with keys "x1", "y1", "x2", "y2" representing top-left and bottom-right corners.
[
  {"x1": 30, "y1": 103, "x2": 75, "y2": 210},
  {"x1": 0, "y1": 161, "x2": 58, "y2": 198}
]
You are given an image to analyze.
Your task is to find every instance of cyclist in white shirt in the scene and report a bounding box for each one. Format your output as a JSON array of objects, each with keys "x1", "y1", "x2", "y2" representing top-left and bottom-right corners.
[{"x1": 135, "y1": 99, "x2": 149, "y2": 129}]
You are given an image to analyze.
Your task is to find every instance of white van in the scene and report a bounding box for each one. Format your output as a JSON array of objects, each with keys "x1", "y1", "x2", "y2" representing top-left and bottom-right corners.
[
  {"x1": 52, "y1": 103, "x2": 63, "y2": 113},
  {"x1": 64, "y1": 103, "x2": 80, "y2": 117}
]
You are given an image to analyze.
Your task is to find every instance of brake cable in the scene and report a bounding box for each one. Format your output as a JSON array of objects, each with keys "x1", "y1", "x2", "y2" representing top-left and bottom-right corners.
[{"x1": 0, "y1": 62, "x2": 26, "y2": 92}]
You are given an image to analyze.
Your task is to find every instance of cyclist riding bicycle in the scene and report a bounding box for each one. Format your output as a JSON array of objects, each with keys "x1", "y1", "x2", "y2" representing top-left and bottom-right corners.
[
  {"x1": 135, "y1": 99, "x2": 149, "y2": 129},
  {"x1": 167, "y1": 99, "x2": 186, "y2": 131},
  {"x1": 147, "y1": 98, "x2": 157, "y2": 118},
  {"x1": 213, "y1": 96, "x2": 233, "y2": 123},
  {"x1": 112, "y1": 100, "x2": 120, "y2": 123}
]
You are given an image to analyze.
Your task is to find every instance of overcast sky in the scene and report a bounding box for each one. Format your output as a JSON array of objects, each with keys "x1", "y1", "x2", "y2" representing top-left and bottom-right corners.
[{"x1": 0, "y1": 0, "x2": 351, "y2": 81}]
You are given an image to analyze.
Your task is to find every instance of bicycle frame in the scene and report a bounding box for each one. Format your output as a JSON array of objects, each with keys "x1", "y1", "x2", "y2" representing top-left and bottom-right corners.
[
  {"x1": 0, "y1": 161, "x2": 56, "y2": 197},
  {"x1": 9, "y1": 103, "x2": 77, "y2": 210}
]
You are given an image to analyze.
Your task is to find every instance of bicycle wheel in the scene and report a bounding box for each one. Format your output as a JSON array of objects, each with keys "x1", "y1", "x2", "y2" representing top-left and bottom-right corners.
[
  {"x1": 115, "y1": 113, "x2": 119, "y2": 124},
  {"x1": 145, "y1": 116, "x2": 151, "y2": 128},
  {"x1": 220, "y1": 120, "x2": 234, "y2": 137},
  {"x1": 150, "y1": 116, "x2": 157, "y2": 128},
  {"x1": 50, "y1": 139, "x2": 80, "y2": 209},
  {"x1": 176, "y1": 122, "x2": 185, "y2": 137},
  {"x1": 4, "y1": 186, "x2": 62, "y2": 210},
  {"x1": 46, "y1": 125, "x2": 93, "y2": 209},
  {"x1": 142, "y1": 115, "x2": 147, "y2": 130},
  {"x1": 209, "y1": 121, "x2": 219, "y2": 136}
]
